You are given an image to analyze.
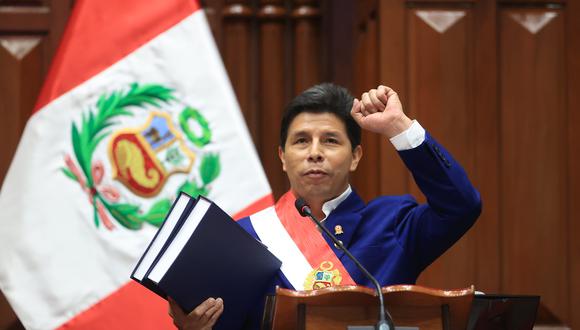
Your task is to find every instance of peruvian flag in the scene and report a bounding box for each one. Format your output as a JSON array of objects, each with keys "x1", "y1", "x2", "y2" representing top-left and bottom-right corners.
[{"x1": 0, "y1": 0, "x2": 272, "y2": 329}]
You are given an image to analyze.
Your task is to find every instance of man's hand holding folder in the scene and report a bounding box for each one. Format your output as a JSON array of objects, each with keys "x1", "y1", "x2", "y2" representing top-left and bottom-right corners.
[{"x1": 168, "y1": 297, "x2": 223, "y2": 330}]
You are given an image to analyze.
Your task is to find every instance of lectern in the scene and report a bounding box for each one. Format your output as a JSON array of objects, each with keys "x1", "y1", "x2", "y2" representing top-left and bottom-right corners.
[{"x1": 262, "y1": 285, "x2": 475, "y2": 330}]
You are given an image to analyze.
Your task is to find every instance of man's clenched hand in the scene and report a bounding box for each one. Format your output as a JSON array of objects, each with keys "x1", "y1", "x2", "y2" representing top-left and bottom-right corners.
[{"x1": 351, "y1": 85, "x2": 413, "y2": 138}]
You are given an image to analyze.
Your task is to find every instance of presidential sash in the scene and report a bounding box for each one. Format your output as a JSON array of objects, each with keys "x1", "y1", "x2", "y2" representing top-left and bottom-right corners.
[{"x1": 249, "y1": 191, "x2": 355, "y2": 290}]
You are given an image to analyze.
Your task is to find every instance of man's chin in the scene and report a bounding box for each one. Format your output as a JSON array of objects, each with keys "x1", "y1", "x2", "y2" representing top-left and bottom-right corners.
[{"x1": 296, "y1": 186, "x2": 334, "y2": 201}]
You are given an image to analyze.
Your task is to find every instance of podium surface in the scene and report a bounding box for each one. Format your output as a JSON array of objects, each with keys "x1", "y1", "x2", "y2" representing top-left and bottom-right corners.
[{"x1": 264, "y1": 285, "x2": 475, "y2": 330}]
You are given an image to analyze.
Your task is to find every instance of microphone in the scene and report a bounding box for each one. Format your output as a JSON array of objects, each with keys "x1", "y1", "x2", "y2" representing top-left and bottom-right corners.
[{"x1": 294, "y1": 198, "x2": 395, "y2": 330}]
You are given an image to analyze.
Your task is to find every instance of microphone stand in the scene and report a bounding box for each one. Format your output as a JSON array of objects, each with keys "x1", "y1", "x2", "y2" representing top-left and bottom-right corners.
[{"x1": 295, "y1": 199, "x2": 395, "y2": 330}]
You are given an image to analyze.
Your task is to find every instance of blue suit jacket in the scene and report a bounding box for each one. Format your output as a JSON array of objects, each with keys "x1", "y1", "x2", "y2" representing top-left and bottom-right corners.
[{"x1": 236, "y1": 133, "x2": 481, "y2": 327}]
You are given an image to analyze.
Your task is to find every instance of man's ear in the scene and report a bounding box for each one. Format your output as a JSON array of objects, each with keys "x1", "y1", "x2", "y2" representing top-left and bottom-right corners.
[
  {"x1": 278, "y1": 146, "x2": 287, "y2": 172},
  {"x1": 350, "y1": 145, "x2": 363, "y2": 172}
]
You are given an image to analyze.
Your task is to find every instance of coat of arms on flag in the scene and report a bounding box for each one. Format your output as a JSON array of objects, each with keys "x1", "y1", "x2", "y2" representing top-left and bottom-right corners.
[{"x1": 62, "y1": 83, "x2": 221, "y2": 231}]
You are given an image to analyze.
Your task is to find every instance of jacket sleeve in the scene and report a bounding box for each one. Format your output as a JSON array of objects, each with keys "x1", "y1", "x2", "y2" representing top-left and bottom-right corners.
[{"x1": 393, "y1": 132, "x2": 482, "y2": 272}]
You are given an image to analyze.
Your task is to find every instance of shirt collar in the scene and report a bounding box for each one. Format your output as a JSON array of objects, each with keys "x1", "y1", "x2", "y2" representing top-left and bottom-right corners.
[{"x1": 321, "y1": 185, "x2": 352, "y2": 220}]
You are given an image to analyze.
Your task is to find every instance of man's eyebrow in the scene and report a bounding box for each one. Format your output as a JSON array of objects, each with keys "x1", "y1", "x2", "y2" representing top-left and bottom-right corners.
[
  {"x1": 323, "y1": 131, "x2": 342, "y2": 137},
  {"x1": 289, "y1": 130, "x2": 309, "y2": 137},
  {"x1": 289, "y1": 129, "x2": 344, "y2": 137}
]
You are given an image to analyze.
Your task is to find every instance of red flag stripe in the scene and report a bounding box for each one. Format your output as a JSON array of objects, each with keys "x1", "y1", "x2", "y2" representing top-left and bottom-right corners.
[
  {"x1": 56, "y1": 282, "x2": 172, "y2": 330},
  {"x1": 34, "y1": 0, "x2": 200, "y2": 113}
]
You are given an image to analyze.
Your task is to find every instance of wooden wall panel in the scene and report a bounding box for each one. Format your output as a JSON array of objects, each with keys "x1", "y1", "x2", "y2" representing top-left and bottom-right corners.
[
  {"x1": 222, "y1": 0, "x2": 257, "y2": 141},
  {"x1": 351, "y1": 0, "x2": 382, "y2": 203},
  {"x1": 0, "y1": 37, "x2": 43, "y2": 184},
  {"x1": 0, "y1": 295, "x2": 19, "y2": 330},
  {"x1": 323, "y1": 0, "x2": 355, "y2": 90},
  {"x1": 203, "y1": 0, "x2": 225, "y2": 50},
  {"x1": 0, "y1": 0, "x2": 73, "y2": 182},
  {"x1": 46, "y1": 0, "x2": 70, "y2": 62},
  {"x1": 567, "y1": 1, "x2": 580, "y2": 327},
  {"x1": 407, "y1": 6, "x2": 477, "y2": 289},
  {"x1": 470, "y1": 0, "x2": 500, "y2": 294},
  {"x1": 407, "y1": 8, "x2": 473, "y2": 167},
  {"x1": 292, "y1": 0, "x2": 321, "y2": 94},
  {"x1": 258, "y1": 0, "x2": 289, "y2": 198},
  {"x1": 377, "y1": 0, "x2": 409, "y2": 197},
  {"x1": 499, "y1": 7, "x2": 568, "y2": 321},
  {"x1": 0, "y1": 5, "x2": 49, "y2": 31}
]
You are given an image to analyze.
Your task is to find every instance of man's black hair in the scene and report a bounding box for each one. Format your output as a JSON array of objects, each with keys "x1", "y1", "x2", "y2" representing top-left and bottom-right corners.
[{"x1": 279, "y1": 83, "x2": 361, "y2": 150}]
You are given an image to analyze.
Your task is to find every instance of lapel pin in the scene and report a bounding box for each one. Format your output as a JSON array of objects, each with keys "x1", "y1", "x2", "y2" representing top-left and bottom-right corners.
[{"x1": 334, "y1": 225, "x2": 344, "y2": 235}]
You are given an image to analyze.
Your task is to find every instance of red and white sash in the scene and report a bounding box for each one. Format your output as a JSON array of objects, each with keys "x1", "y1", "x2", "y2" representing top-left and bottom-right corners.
[{"x1": 249, "y1": 191, "x2": 355, "y2": 290}]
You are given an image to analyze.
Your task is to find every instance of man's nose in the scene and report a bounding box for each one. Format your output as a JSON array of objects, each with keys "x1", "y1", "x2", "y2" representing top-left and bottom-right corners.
[{"x1": 307, "y1": 140, "x2": 324, "y2": 162}]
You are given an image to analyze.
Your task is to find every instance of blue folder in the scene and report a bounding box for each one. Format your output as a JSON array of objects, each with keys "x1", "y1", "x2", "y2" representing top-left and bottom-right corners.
[{"x1": 131, "y1": 193, "x2": 281, "y2": 330}]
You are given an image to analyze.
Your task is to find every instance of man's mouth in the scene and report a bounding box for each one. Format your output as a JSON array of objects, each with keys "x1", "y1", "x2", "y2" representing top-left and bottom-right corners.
[{"x1": 303, "y1": 169, "x2": 328, "y2": 178}]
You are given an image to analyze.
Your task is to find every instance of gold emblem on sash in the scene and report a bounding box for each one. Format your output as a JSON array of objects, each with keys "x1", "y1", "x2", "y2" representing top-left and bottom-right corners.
[{"x1": 304, "y1": 261, "x2": 342, "y2": 290}]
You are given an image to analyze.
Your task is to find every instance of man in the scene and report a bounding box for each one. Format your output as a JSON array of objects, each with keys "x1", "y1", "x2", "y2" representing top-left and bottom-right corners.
[{"x1": 169, "y1": 84, "x2": 481, "y2": 329}]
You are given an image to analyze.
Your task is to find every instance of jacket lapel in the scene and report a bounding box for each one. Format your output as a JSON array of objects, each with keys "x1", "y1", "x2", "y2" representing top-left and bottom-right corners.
[{"x1": 322, "y1": 190, "x2": 365, "y2": 259}]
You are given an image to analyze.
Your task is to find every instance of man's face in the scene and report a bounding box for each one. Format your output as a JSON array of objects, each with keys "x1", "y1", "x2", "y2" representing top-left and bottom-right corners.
[{"x1": 279, "y1": 112, "x2": 362, "y2": 203}]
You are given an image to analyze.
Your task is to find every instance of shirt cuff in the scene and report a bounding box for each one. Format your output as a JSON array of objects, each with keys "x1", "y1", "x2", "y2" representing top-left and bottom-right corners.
[{"x1": 389, "y1": 120, "x2": 426, "y2": 151}]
